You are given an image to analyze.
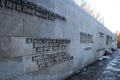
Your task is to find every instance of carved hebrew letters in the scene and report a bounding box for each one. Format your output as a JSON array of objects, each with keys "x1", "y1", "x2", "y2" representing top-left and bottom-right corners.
[
  {"x1": 26, "y1": 38, "x2": 73, "y2": 70},
  {"x1": 80, "y1": 32, "x2": 93, "y2": 43},
  {"x1": 1, "y1": 0, "x2": 66, "y2": 21},
  {"x1": 32, "y1": 52, "x2": 73, "y2": 70},
  {"x1": 26, "y1": 38, "x2": 70, "y2": 53}
]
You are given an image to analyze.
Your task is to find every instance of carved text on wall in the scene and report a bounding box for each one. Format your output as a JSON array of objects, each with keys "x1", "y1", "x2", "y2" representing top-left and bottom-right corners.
[
  {"x1": 32, "y1": 52, "x2": 73, "y2": 70},
  {"x1": 0, "y1": 0, "x2": 66, "y2": 21},
  {"x1": 26, "y1": 38, "x2": 73, "y2": 70},
  {"x1": 80, "y1": 32, "x2": 93, "y2": 43},
  {"x1": 26, "y1": 38, "x2": 70, "y2": 53}
]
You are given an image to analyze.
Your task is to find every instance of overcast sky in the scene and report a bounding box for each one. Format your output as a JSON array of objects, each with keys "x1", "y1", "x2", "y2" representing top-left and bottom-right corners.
[{"x1": 74, "y1": 0, "x2": 120, "y2": 33}]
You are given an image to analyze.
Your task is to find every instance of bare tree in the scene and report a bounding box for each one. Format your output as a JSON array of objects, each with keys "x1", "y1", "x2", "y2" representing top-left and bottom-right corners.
[
  {"x1": 80, "y1": 1, "x2": 104, "y2": 24},
  {"x1": 115, "y1": 31, "x2": 120, "y2": 48}
]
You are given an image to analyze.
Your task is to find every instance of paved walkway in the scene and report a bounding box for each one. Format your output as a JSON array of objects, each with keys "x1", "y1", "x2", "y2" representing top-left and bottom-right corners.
[{"x1": 65, "y1": 49, "x2": 120, "y2": 80}]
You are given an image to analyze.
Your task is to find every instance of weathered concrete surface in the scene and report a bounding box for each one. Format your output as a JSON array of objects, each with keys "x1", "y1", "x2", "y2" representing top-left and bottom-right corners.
[
  {"x1": 0, "y1": 14, "x2": 23, "y2": 36},
  {"x1": 0, "y1": 37, "x2": 11, "y2": 59},
  {"x1": 0, "y1": 0, "x2": 117, "y2": 80},
  {"x1": 0, "y1": 57, "x2": 24, "y2": 80},
  {"x1": 65, "y1": 49, "x2": 120, "y2": 80}
]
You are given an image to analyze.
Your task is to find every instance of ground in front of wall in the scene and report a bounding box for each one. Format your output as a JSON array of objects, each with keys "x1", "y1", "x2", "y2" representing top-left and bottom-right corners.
[{"x1": 65, "y1": 49, "x2": 120, "y2": 80}]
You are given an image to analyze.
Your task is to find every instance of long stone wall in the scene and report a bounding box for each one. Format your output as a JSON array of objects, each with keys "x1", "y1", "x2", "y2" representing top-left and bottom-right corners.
[
  {"x1": 0, "y1": 0, "x2": 115, "y2": 80},
  {"x1": 0, "y1": 0, "x2": 73, "y2": 80}
]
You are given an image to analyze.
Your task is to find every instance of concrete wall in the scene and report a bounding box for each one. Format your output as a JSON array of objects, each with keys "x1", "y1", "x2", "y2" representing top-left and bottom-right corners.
[{"x1": 0, "y1": 0, "x2": 116, "y2": 80}]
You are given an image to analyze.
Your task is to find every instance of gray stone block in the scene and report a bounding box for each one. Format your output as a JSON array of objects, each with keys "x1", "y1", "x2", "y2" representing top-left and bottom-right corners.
[
  {"x1": 54, "y1": 21, "x2": 66, "y2": 38},
  {"x1": 0, "y1": 7, "x2": 13, "y2": 16},
  {"x1": 29, "y1": 0, "x2": 54, "y2": 10},
  {"x1": 31, "y1": 61, "x2": 73, "y2": 80},
  {"x1": 11, "y1": 37, "x2": 35, "y2": 57},
  {"x1": 42, "y1": 0, "x2": 54, "y2": 10},
  {"x1": 0, "y1": 36, "x2": 36, "y2": 59},
  {"x1": 23, "y1": 19, "x2": 54, "y2": 38},
  {"x1": 0, "y1": 57, "x2": 24, "y2": 80},
  {"x1": 29, "y1": 0, "x2": 42, "y2": 6},
  {"x1": 0, "y1": 37, "x2": 11, "y2": 59},
  {"x1": 11, "y1": 73, "x2": 32, "y2": 80},
  {"x1": 54, "y1": 0, "x2": 67, "y2": 16},
  {"x1": 33, "y1": 75, "x2": 49, "y2": 80},
  {"x1": 23, "y1": 55, "x2": 39, "y2": 73},
  {"x1": 0, "y1": 14, "x2": 23, "y2": 36}
]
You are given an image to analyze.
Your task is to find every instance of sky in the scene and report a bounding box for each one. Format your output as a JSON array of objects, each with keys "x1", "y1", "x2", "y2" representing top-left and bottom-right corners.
[{"x1": 74, "y1": 0, "x2": 120, "y2": 33}]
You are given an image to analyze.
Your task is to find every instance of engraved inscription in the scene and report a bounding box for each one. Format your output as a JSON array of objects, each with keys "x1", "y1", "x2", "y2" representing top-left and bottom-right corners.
[
  {"x1": 84, "y1": 47, "x2": 92, "y2": 51},
  {"x1": 99, "y1": 32, "x2": 104, "y2": 37},
  {"x1": 32, "y1": 52, "x2": 73, "y2": 70},
  {"x1": 26, "y1": 38, "x2": 73, "y2": 70},
  {"x1": 26, "y1": 38, "x2": 70, "y2": 53},
  {"x1": 5, "y1": 0, "x2": 16, "y2": 9},
  {"x1": 80, "y1": 32, "x2": 93, "y2": 43},
  {"x1": 0, "y1": 0, "x2": 66, "y2": 21},
  {"x1": 0, "y1": 0, "x2": 2, "y2": 7},
  {"x1": 96, "y1": 48, "x2": 105, "y2": 52}
]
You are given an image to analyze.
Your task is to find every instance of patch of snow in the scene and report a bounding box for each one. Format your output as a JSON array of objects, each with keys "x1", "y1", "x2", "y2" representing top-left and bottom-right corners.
[
  {"x1": 103, "y1": 56, "x2": 110, "y2": 59},
  {"x1": 117, "y1": 75, "x2": 120, "y2": 77},
  {"x1": 103, "y1": 70, "x2": 111, "y2": 74},
  {"x1": 102, "y1": 76, "x2": 115, "y2": 80},
  {"x1": 109, "y1": 62, "x2": 117, "y2": 66},
  {"x1": 106, "y1": 65, "x2": 120, "y2": 71},
  {"x1": 98, "y1": 56, "x2": 110, "y2": 60},
  {"x1": 114, "y1": 58, "x2": 120, "y2": 60},
  {"x1": 111, "y1": 60, "x2": 120, "y2": 64},
  {"x1": 98, "y1": 57, "x2": 103, "y2": 60}
]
